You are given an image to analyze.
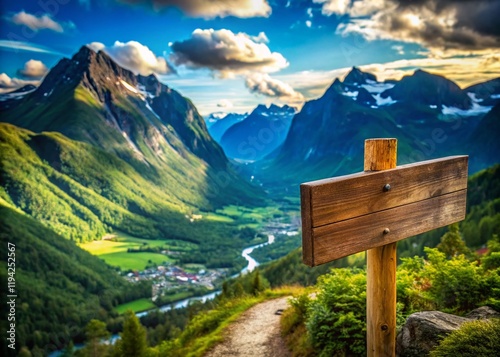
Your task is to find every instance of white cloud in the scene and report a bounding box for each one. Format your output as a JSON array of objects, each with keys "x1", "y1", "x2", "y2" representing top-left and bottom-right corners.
[
  {"x1": 313, "y1": 0, "x2": 350, "y2": 15},
  {"x1": 306, "y1": 20, "x2": 312, "y2": 28},
  {"x1": 0, "y1": 40, "x2": 67, "y2": 56},
  {"x1": 317, "y1": 0, "x2": 500, "y2": 54},
  {"x1": 274, "y1": 54, "x2": 500, "y2": 101},
  {"x1": 90, "y1": 41, "x2": 173, "y2": 76},
  {"x1": 0, "y1": 73, "x2": 39, "y2": 92},
  {"x1": 7, "y1": 11, "x2": 71, "y2": 33},
  {"x1": 87, "y1": 42, "x2": 105, "y2": 52},
  {"x1": 217, "y1": 99, "x2": 233, "y2": 108},
  {"x1": 120, "y1": 0, "x2": 271, "y2": 19},
  {"x1": 18, "y1": 60, "x2": 48, "y2": 78},
  {"x1": 245, "y1": 73, "x2": 304, "y2": 103},
  {"x1": 170, "y1": 29, "x2": 288, "y2": 77}
]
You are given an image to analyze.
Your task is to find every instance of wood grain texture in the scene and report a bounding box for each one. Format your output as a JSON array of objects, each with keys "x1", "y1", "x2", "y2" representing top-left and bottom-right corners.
[
  {"x1": 365, "y1": 138, "x2": 397, "y2": 357},
  {"x1": 300, "y1": 184, "x2": 313, "y2": 266},
  {"x1": 311, "y1": 189, "x2": 467, "y2": 265},
  {"x1": 364, "y1": 138, "x2": 397, "y2": 171},
  {"x1": 304, "y1": 156, "x2": 468, "y2": 228}
]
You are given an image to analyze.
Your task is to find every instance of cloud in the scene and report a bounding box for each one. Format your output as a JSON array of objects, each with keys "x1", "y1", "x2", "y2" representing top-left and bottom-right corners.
[
  {"x1": 17, "y1": 60, "x2": 48, "y2": 78},
  {"x1": 119, "y1": 0, "x2": 271, "y2": 19},
  {"x1": 244, "y1": 73, "x2": 304, "y2": 102},
  {"x1": 7, "y1": 11, "x2": 73, "y2": 33},
  {"x1": 0, "y1": 73, "x2": 39, "y2": 92},
  {"x1": 0, "y1": 40, "x2": 68, "y2": 56},
  {"x1": 274, "y1": 53, "x2": 500, "y2": 101},
  {"x1": 317, "y1": 0, "x2": 500, "y2": 53},
  {"x1": 89, "y1": 41, "x2": 174, "y2": 75},
  {"x1": 217, "y1": 99, "x2": 233, "y2": 108},
  {"x1": 170, "y1": 29, "x2": 288, "y2": 77},
  {"x1": 306, "y1": 20, "x2": 312, "y2": 28}
]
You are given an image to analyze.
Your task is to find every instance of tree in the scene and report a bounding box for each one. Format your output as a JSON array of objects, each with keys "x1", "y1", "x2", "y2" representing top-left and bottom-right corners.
[
  {"x1": 116, "y1": 310, "x2": 148, "y2": 357},
  {"x1": 437, "y1": 223, "x2": 471, "y2": 258},
  {"x1": 83, "y1": 319, "x2": 110, "y2": 357}
]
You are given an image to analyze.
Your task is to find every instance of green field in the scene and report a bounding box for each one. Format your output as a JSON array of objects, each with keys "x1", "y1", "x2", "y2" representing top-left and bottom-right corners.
[
  {"x1": 115, "y1": 298, "x2": 156, "y2": 314},
  {"x1": 79, "y1": 231, "x2": 194, "y2": 270}
]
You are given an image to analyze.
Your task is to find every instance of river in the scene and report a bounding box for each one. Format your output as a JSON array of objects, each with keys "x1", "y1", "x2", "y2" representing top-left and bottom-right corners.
[{"x1": 49, "y1": 234, "x2": 275, "y2": 356}]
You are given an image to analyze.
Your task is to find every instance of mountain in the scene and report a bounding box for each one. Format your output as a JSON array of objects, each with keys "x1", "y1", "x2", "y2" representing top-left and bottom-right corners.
[
  {"x1": 0, "y1": 46, "x2": 263, "y2": 252},
  {"x1": 465, "y1": 78, "x2": 500, "y2": 106},
  {"x1": 252, "y1": 68, "x2": 500, "y2": 185},
  {"x1": 219, "y1": 104, "x2": 296, "y2": 162},
  {"x1": 207, "y1": 112, "x2": 248, "y2": 141},
  {"x1": 0, "y1": 203, "x2": 130, "y2": 355},
  {"x1": 381, "y1": 69, "x2": 472, "y2": 109}
]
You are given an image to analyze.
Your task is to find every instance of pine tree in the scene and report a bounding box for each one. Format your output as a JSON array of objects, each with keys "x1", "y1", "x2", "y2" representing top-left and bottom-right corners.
[
  {"x1": 84, "y1": 319, "x2": 110, "y2": 357},
  {"x1": 117, "y1": 310, "x2": 148, "y2": 357},
  {"x1": 437, "y1": 223, "x2": 471, "y2": 258}
]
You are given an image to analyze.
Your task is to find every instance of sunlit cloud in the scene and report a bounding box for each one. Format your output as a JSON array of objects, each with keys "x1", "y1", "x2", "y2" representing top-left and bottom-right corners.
[
  {"x1": 245, "y1": 73, "x2": 304, "y2": 103},
  {"x1": 119, "y1": 0, "x2": 271, "y2": 19},
  {"x1": 316, "y1": 0, "x2": 500, "y2": 54},
  {"x1": 6, "y1": 11, "x2": 74, "y2": 33},
  {"x1": 0, "y1": 73, "x2": 39, "y2": 93},
  {"x1": 17, "y1": 59, "x2": 48, "y2": 78},
  {"x1": 170, "y1": 29, "x2": 288, "y2": 78},
  {"x1": 0, "y1": 40, "x2": 68, "y2": 56},
  {"x1": 88, "y1": 41, "x2": 174, "y2": 76},
  {"x1": 275, "y1": 54, "x2": 500, "y2": 100},
  {"x1": 217, "y1": 99, "x2": 233, "y2": 108}
]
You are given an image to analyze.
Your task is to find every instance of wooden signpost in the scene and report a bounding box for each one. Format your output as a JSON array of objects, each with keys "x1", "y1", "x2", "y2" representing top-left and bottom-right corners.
[{"x1": 300, "y1": 138, "x2": 468, "y2": 356}]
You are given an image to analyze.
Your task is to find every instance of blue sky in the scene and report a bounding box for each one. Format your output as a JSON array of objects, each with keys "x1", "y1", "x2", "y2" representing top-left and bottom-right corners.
[{"x1": 1, "y1": 0, "x2": 499, "y2": 114}]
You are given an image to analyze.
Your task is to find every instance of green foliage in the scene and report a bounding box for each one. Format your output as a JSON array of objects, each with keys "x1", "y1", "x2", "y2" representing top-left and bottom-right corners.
[
  {"x1": 430, "y1": 319, "x2": 500, "y2": 357},
  {"x1": 437, "y1": 223, "x2": 472, "y2": 258},
  {"x1": 114, "y1": 311, "x2": 148, "y2": 357},
  {"x1": 0, "y1": 204, "x2": 129, "y2": 355},
  {"x1": 306, "y1": 269, "x2": 367, "y2": 357},
  {"x1": 80, "y1": 320, "x2": 111, "y2": 357},
  {"x1": 398, "y1": 246, "x2": 500, "y2": 313}
]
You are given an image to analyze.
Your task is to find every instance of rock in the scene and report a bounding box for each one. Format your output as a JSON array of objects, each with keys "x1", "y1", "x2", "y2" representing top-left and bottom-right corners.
[
  {"x1": 397, "y1": 307, "x2": 500, "y2": 356},
  {"x1": 465, "y1": 306, "x2": 500, "y2": 320},
  {"x1": 396, "y1": 311, "x2": 470, "y2": 356}
]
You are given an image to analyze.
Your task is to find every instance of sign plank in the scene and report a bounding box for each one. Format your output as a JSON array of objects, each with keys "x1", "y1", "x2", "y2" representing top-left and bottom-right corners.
[{"x1": 301, "y1": 156, "x2": 468, "y2": 267}]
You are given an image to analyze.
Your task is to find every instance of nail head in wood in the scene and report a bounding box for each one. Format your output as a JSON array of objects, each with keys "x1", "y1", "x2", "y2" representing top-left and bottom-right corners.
[
  {"x1": 383, "y1": 228, "x2": 390, "y2": 235},
  {"x1": 383, "y1": 184, "x2": 391, "y2": 192}
]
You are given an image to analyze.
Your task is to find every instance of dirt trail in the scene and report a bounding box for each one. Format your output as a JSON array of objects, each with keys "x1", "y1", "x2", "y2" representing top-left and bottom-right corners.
[{"x1": 204, "y1": 297, "x2": 292, "y2": 357}]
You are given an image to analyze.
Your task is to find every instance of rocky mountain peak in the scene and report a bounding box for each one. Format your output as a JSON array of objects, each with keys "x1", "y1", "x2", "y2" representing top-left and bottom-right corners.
[{"x1": 343, "y1": 66, "x2": 377, "y2": 85}]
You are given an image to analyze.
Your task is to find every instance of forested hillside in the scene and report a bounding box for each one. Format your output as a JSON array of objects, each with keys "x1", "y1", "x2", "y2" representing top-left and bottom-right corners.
[{"x1": 0, "y1": 204, "x2": 146, "y2": 355}]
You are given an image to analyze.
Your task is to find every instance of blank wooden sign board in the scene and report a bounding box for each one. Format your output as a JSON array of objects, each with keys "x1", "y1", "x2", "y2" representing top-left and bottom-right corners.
[{"x1": 300, "y1": 138, "x2": 468, "y2": 356}]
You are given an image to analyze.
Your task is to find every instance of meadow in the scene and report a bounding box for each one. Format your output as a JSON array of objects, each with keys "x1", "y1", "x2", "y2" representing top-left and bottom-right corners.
[{"x1": 79, "y1": 231, "x2": 196, "y2": 271}]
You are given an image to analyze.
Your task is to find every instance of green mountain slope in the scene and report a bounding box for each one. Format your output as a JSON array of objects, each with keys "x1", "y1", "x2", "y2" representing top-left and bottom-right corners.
[
  {"x1": 0, "y1": 46, "x2": 265, "y2": 247},
  {"x1": 0, "y1": 204, "x2": 132, "y2": 355}
]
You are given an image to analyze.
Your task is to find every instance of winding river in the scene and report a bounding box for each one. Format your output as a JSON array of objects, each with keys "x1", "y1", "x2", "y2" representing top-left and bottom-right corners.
[
  {"x1": 49, "y1": 234, "x2": 275, "y2": 356},
  {"x1": 139, "y1": 233, "x2": 276, "y2": 316}
]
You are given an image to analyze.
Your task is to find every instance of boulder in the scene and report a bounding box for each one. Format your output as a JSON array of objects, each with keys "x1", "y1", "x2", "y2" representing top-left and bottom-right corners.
[
  {"x1": 396, "y1": 311, "x2": 469, "y2": 356},
  {"x1": 397, "y1": 307, "x2": 500, "y2": 356},
  {"x1": 465, "y1": 306, "x2": 500, "y2": 320}
]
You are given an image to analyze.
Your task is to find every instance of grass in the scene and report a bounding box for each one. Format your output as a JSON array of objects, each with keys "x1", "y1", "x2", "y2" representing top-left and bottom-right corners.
[
  {"x1": 157, "y1": 287, "x2": 301, "y2": 357},
  {"x1": 115, "y1": 298, "x2": 156, "y2": 314},
  {"x1": 80, "y1": 231, "x2": 184, "y2": 270},
  {"x1": 98, "y1": 251, "x2": 171, "y2": 271}
]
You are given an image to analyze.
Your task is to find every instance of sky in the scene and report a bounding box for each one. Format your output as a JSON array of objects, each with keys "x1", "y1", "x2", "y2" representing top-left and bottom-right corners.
[{"x1": 0, "y1": 0, "x2": 499, "y2": 115}]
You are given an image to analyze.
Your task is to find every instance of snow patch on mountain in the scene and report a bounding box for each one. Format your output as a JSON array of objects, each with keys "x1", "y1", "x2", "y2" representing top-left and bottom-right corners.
[
  {"x1": 374, "y1": 94, "x2": 397, "y2": 106},
  {"x1": 361, "y1": 81, "x2": 395, "y2": 94},
  {"x1": 441, "y1": 103, "x2": 492, "y2": 116},
  {"x1": 342, "y1": 91, "x2": 359, "y2": 99},
  {"x1": 119, "y1": 79, "x2": 138, "y2": 94}
]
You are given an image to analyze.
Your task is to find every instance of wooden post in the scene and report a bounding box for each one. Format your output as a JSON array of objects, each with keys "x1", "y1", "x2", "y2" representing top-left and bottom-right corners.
[{"x1": 365, "y1": 138, "x2": 397, "y2": 357}]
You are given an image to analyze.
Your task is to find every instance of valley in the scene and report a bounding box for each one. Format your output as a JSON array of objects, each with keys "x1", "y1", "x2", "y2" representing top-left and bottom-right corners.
[{"x1": 0, "y1": 44, "x2": 498, "y2": 356}]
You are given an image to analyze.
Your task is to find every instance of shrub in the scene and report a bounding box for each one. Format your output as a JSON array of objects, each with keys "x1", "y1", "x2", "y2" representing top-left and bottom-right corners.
[
  {"x1": 430, "y1": 318, "x2": 500, "y2": 357},
  {"x1": 306, "y1": 268, "x2": 367, "y2": 357}
]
